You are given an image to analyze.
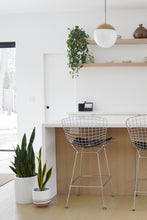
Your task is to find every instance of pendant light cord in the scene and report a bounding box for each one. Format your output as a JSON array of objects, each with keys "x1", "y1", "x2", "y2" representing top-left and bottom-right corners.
[{"x1": 105, "y1": 0, "x2": 106, "y2": 24}]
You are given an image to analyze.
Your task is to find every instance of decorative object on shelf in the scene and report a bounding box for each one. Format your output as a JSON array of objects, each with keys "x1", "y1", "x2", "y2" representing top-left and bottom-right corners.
[
  {"x1": 67, "y1": 25, "x2": 90, "y2": 78},
  {"x1": 90, "y1": 52, "x2": 94, "y2": 63},
  {"x1": 32, "y1": 147, "x2": 53, "y2": 207},
  {"x1": 133, "y1": 24, "x2": 147, "y2": 39},
  {"x1": 86, "y1": 54, "x2": 90, "y2": 63},
  {"x1": 9, "y1": 127, "x2": 37, "y2": 204},
  {"x1": 94, "y1": 0, "x2": 117, "y2": 48}
]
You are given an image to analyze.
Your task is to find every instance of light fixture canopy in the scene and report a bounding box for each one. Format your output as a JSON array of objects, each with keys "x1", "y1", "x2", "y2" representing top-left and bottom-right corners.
[{"x1": 94, "y1": 0, "x2": 117, "y2": 48}]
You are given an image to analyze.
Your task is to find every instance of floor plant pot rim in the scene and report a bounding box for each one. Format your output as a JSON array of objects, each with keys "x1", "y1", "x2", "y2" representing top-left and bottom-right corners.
[{"x1": 33, "y1": 187, "x2": 50, "y2": 191}]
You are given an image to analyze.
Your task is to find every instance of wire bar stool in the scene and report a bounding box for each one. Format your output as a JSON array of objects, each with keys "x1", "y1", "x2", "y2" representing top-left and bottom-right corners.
[
  {"x1": 126, "y1": 114, "x2": 147, "y2": 211},
  {"x1": 61, "y1": 116, "x2": 114, "y2": 209}
]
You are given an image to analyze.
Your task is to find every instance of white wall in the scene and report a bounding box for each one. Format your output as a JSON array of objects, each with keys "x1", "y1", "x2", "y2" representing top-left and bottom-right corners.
[{"x1": 0, "y1": 9, "x2": 146, "y2": 150}]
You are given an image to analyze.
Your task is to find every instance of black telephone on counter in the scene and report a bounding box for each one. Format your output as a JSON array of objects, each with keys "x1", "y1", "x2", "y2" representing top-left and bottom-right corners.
[{"x1": 78, "y1": 101, "x2": 93, "y2": 112}]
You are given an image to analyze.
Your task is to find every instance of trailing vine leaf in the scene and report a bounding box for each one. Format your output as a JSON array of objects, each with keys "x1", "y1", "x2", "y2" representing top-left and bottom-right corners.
[{"x1": 67, "y1": 25, "x2": 90, "y2": 78}]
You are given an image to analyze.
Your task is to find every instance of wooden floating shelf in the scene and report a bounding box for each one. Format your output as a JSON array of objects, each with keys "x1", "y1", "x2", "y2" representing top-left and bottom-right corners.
[
  {"x1": 82, "y1": 62, "x2": 147, "y2": 67},
  {"x1": 87, "y1": 38, "x2": 147, "y2": 45}
]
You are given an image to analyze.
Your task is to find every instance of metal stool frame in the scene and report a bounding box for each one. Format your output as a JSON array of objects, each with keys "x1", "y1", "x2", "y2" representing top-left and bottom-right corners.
[
  {"x1": 126, "y1": 114, "x2": 147, "y2": 211},
  {"x1": 62, "y1": 116, "x2": 114, "y2": 209}
]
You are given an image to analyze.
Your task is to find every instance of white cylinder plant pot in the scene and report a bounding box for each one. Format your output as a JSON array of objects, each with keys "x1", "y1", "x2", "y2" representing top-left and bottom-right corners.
[
  {"x1": 32, "y1": 187, "x2": 51, "y2": 207},
  {"x1": 15, "y1": 175, "x2": 37, "y2": 204}
]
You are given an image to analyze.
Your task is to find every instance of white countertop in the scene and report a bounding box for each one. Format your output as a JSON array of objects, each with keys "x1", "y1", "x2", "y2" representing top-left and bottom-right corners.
[
  {"x1": 67, "y1": 112, "x2": 146, "y2": 116},
  {"x1": 43, "y1": 112, "x2": 147, "y2": 128},
  {"x1": 42, "y1": 119, "x2": 126, "y2": 128},
  {"x1": 43, "y1": 123, "x2": 126, "y2": 128}
]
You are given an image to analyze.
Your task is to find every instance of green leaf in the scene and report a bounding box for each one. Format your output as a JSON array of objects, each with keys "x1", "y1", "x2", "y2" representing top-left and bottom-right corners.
[
  {"x1": 9, "y1": 128, "x2": 36, "y2": 177},
  {"x1": 28, "y1": 127, "x2": 35, "y2": 149},
  {"x1": 38, "y1": 157, "x2": 42, "y2": 189},
  {"x1": 38, "y1": 147, "x2": 41, "y2": 160},
  {"x1": 36, "y1": 148, "x2": 53, "y2": 191},
  {"x1": 42, "y1": 163, "x2": 46, "y2": 183},
  {"x1": 9, "y1": 166, "x2": 16, "y2": 174},
  {"x1": 42, "y1": 167, "x2": 53, "y2": 191},
  {"x1": 67, "y1": 25, "x2": 90, "y2": 78}
]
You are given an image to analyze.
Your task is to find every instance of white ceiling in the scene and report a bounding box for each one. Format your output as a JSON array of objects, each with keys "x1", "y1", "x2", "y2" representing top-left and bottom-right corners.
[{"x1": 0, "y1": 0, "x2": 147, "y2": 14}]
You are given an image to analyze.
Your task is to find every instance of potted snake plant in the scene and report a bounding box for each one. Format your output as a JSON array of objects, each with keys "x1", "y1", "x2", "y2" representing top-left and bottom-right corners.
[
  {"x1": 9, "y1": 127, "x2": 37, "y2": 204},
  {"x1": 32, "y1": 147, "x2": 53, "y2": 207}
]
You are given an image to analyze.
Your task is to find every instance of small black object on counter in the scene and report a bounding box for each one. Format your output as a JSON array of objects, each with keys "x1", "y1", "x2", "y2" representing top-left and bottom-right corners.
[{"x1": 78, "y1": 101, "x2": 93, "y2": 112}]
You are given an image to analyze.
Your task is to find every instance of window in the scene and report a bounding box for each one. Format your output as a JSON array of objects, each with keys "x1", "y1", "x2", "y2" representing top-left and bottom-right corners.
[{"x1": 0, "y1": 42, "x2": 16, "y2": 173}]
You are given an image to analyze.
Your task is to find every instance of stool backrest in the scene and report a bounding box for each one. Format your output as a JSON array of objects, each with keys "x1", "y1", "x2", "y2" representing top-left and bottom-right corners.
[
  {"x1": 61, "y1": 116, "x2": 107, "y2": 148},
  {"x1": 126, "y1": 115, "x2": 147, "y2": 150}
]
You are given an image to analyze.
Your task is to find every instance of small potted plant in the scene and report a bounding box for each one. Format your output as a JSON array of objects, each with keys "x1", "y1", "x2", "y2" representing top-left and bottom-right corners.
[
  {"x1": 9, "y1": 127, "x2": 37, "y2": 204},
  {"x1": 32, "y1": 147, "x2": 53, "y2": 207},
  {"x1": 67, "y1": 25, "x2": 90, "y2": 78}
]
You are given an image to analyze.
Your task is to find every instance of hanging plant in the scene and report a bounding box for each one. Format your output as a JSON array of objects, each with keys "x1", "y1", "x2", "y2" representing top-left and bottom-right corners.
[{"x1": 67, "y1": 25, "x2": 90, "y2": 78}]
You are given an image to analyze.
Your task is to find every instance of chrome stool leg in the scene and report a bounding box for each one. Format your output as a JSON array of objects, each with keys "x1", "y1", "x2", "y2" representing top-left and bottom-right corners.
[
  {"x1": 97, "y1": 152, "x2": 106, "y2": 209},
  {"x1": 104, "y1": 147, "x2": 114, "y2": 197},
  {"x1": 132, "y1": 152, "x2": 140, "y2": 211},
  {"x1": 65, "y1": 151, "x2": 78, "y2": 208},
  {"x1": 78, "y1": 151, "x2": 83, "y2": 196}
]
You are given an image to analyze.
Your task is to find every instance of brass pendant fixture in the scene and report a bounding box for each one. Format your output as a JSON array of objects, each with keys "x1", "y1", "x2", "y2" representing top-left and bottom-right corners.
[{"x1": 94, "y1": 0, "x2": 117, "y2": 48}]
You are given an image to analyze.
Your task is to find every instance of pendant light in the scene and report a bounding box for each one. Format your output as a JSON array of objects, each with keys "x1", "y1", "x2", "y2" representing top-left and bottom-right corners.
[{"x1": 94, "y1": 0, "x2": 117, "y2": 48}]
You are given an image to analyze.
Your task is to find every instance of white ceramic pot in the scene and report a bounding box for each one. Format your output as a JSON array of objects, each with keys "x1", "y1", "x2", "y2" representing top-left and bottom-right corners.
[
  {"x1": 14, "y1": 175, "x2": 37, "y2": 204},
  {"x1": 32, "y1": 188, "x2": 51, "y2": 207}
]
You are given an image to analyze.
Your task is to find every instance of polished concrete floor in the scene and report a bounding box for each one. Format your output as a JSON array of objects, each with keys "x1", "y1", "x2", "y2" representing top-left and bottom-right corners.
[{"x1": 1, "y1": 181, "x2": 147, "y2": 220}]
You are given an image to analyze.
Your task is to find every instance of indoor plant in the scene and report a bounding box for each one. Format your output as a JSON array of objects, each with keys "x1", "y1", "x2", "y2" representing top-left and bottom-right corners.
[
  {"x1": 9, "y1": 127, "x2": 37, "y2": 204},
  {"x1": 32, "y1": 147, "x2": 52, "y2": 207},
  {"x1": 67, "y1": 25, "x2": 90, "y2": 78}
]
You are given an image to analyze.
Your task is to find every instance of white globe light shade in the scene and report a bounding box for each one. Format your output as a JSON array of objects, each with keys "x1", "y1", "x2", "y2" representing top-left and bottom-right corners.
[{"x1": 94, "y1": 28, "x2": 117, "y2": 48}]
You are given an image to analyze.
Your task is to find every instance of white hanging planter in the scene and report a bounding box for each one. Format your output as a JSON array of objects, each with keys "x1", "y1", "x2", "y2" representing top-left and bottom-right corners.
[
  {"x1": 15, "y1": 175, "x2": 37, "y2": 204},
  {"x1": 32, "y1": 187, "x2": 51, "y2": 207}
]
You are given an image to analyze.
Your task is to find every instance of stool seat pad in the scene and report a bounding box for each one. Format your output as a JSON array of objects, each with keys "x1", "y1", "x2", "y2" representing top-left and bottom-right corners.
[
  {"x1": 133, "y1": 141, "x2": 147, "y2": 150},
  {"x1": 72, "y1": 137, "x2": 112, "y2": 148}
]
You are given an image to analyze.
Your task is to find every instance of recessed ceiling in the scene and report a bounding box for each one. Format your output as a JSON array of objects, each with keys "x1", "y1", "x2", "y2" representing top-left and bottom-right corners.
[{"x1": 0, "y1": 0, "x2": 147, "y2": 14}]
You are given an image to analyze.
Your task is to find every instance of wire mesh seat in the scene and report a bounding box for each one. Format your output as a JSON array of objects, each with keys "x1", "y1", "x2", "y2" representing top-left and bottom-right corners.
[
  {"x1": 126, "y1": 114, "x2": 147, "y2": 211},
  {"x1": 62, "y1": 116, "x2": 114, "y2": 209}
]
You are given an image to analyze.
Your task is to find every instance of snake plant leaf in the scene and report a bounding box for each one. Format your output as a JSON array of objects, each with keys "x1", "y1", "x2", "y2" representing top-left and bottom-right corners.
[
  {"x1": 15, "y1": 144, "x2": 21, "y2": 157},
  {"x1": 15, "y1": 155, "x2": 24, "y2": 177},
  {"x1": 38, "y1": 156, "x2": 42, "y2": 189},
  {"x1": 42, "y1": 167, "x2": 53, "y2": 191},
  {"x1": 37, "y1": 171, "x2": 41, "y2": 189},
  {"x1": 27, "y1": 148, "x2": 35, "y2": 177},
  {"x1": 28, "y1": 127, "x2": 35, "y2": 150},
  {"x1": 26, "y1": 128, "x2": 35, "y2": 176},
  {"x1": 42, "y1": 163, "x2": 46, "y2": 182},
  {"x1": 9, "y1": 166, "x2": 16, "y2": 174},
  {"x1": 38, "y1": 147, "x2": 41, "y2": 160},
  {"x1": 21, "y1": 134, "x2": 27, "y2": 162}
]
